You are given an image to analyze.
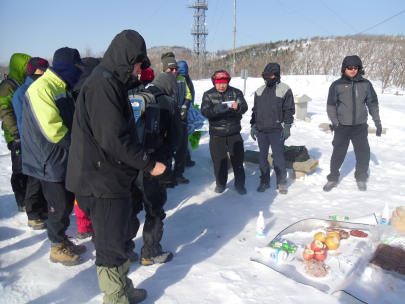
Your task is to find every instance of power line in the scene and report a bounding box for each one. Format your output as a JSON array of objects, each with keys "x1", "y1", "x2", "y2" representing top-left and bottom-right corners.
[
  {"x1": 319, "y1": 0, "x2": 358, "y2": 33},
  {"x1": 275, "y1": 0, "x2": 334, "y2": 36},
  {"x1": 150, "y1": 10, "x2": 190, "y2": 44},
  {"x1": 140, "y1": 0, "x2": 168, "y2": 31},
  {"x1": 220, "y1": 32, "x2": 233, "y2": 50},
  {"x1": 208, "y1": 0, "x2": 229, "y2": 51},
  {"x1": 238, "y1": 31, "x2": 267, "y2": 43},
  {"x1": 355, "y1": 10, "x2": 405, "y2": 36}
]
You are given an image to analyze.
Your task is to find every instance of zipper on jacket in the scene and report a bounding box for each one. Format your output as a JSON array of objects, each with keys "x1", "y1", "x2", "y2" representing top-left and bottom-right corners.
[
  {"x1": 43, "y1": 144, "x2": 56, "y2": 175},
  {"x1": 351, "y1": 81, "x2": 356, "y2": 126}
]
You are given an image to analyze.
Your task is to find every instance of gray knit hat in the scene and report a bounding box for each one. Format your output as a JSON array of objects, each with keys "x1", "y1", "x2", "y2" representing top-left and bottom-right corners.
[{"x1": 161, "y1": 52, "x2": 178, "y2": 72}]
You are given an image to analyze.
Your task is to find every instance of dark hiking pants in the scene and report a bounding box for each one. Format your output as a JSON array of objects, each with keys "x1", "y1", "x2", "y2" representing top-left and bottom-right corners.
[
  {"x1": 25, "y1": 176, "x2": 48, "y2": 220},
  {"x1": 40, "y1": 180, "x2": 75, "y2": 244},
  {"x1": 257, "y1": 131, "x2": 287, "y2": 185},
  {"x1": 173, "y1": 122, "x2": 188, "y2": 175},
  {"x1": 7, "y1": 142, "x2": 28, "y2": 208},
  {"x1": 131, "y1": 172, "x2": 167, "y2": 259},
  {"x1": 209, "y1": 133, "x2": 246, "y2": 189},
  {"x1": 327, "y1": 123, "x2": 370, "y2": 182},
  {"x1": 76, "y1": 194, "x2": 134, "y2": 268}
]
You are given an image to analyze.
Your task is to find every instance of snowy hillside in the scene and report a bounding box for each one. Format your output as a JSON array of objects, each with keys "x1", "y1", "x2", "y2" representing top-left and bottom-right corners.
[{"x1": 0, "y1": 75, "x2": 404, "y2": 303}]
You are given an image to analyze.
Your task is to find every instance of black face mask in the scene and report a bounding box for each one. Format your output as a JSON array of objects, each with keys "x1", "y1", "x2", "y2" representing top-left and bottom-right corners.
[{"x1": 264, "y1": 77, "x2": 277, "y2": 87}]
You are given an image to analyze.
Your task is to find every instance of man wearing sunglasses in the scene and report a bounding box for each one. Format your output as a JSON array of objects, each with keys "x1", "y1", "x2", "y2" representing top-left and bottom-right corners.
[
  {"x1": 324, "y1": 55, "x2": 381, "y2": 192},
  {"x1": 161, "y1": 52, "x2": 192, "y2": 184}
]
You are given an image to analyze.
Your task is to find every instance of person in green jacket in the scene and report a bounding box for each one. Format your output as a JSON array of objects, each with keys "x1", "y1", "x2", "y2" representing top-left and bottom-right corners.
[{"x1": 0, "y1": 53, "x2": 31, "y2": 212}]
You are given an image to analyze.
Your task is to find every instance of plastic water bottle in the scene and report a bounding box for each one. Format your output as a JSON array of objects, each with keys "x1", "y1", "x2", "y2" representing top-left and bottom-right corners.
[
  {"x1": 381, "y1": 201, "x2": 390, "y2": 225},
  {"x1": 255, "y1": 246, "x2": 288, "y2": 262},
  {"x1": 256, "y1": 211, "x2": 266, "y2": 238}
]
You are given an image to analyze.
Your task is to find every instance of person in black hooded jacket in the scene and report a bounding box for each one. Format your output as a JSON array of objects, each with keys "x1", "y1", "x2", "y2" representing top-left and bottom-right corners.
[
  {"x1": 323, "y1": 55, "x2": 381, "y2": 192},
  {"x1": 130, "y1": 72, "x2": 183, "y2": 266},
  {"x1": 250, "y1": 63, "x2": 295, "y2": 195},
  {"x1": 201, "y1": 70, "x2": 248, "y2": 194},
  {"x1": 66, "y1": 30, "x2": 178, "y2": 304}
]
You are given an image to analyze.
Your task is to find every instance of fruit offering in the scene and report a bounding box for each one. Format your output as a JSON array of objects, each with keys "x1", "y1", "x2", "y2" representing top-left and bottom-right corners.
[{"x1": 324, "y1": 236, "x2": 340, "y2": 250}]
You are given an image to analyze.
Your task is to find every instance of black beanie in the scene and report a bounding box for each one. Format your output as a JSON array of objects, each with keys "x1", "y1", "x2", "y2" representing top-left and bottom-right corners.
[{"x1": 161, "y1": 52, "x2": 178, "y2": 72}]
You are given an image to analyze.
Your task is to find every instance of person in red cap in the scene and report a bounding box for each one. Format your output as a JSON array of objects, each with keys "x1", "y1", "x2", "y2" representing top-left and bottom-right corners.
[
  {"x1": 140, "y1": 68, "x2": 155, "y2": 87},
  {"x1": 201, "y1": 70, "x2": 248, "y2": 194},
  {"x1": 12, "y1": 57, "x2": 50, "y2": 229}
]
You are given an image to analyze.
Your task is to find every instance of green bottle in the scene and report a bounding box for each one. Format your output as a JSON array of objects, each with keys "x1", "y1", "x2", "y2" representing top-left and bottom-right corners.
[
  {"x1": 328, "y1": 215, "x2": 349, "y2": 221},
  {"x1": 270, "y1": 241, "x2": 297, "y2": 254}
]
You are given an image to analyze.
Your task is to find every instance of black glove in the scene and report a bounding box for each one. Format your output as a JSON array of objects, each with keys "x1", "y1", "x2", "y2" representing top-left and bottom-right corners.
[
  {"x1": 153, "y1": 166, "x2": 179, "y2": 189},
  {"x1": 329, "y1": 124, "x2": 338, "y2": 132},
  {"x1": 250, "y1": 124, "x2": 258, "y2": 141},
  {"x1": 13, "y1": 135, "x2": 21, "y2": 154},
  {"x1": 374, "y1": 120, "x2": 382, "y2": 137},
  {"x1": 280, "y1": 123, "x2": 291, "y2": 141},
  {"x1": 212, "y1": 103, "x2": 229, "y2": 115},
  {"x1": 180, "y1": 106, "x2": 188, "y2": 121}
]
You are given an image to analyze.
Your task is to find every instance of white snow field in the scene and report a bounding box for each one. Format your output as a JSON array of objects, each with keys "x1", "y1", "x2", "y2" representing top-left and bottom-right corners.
[{"x1": 0, "y1": 75, "x2": 404, "y2": 303}]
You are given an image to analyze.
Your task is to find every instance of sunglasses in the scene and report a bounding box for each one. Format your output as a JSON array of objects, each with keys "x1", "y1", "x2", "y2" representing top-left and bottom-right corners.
[
  {"x1": 346, "y1": 66, "x2": 359, "y2": 71},
  {"x1": 169, "y1": 67, "x2": 179, "y2": 71}
]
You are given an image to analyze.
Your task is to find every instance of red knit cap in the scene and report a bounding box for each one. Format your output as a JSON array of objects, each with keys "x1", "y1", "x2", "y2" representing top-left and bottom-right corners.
[
  {"x1": 213, "y1": 71, "x2": 230, "y2": 84},
  {"x1": 26, "y1": 57, "x2": 49, "y2": 75},
  {"x1": 140, "y1": 68, "x2": 155, "y2": 82}
]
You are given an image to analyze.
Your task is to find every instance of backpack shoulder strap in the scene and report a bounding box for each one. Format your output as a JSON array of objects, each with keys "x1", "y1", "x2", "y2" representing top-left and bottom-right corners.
[{"x1": 3, "y1": 78, "x2": 20, "y2": 90}]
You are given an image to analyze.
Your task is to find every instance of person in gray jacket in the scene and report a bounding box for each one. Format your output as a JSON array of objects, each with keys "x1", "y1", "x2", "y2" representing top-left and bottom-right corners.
[{"x1": 323, "y1": 55, "x2": 381, "y2": 192}]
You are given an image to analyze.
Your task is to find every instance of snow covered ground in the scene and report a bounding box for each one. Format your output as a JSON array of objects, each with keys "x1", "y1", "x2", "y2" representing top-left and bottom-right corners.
[{"x1": 0, "y1": 75, "x2": 404, "y2": 303}]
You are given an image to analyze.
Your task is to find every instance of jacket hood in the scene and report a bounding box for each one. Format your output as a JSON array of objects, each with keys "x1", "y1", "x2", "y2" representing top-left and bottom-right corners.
[
  {"x1": 262, "y1": 63, "x2": 280, "y2": 76},
  {"x1": 178, "y1": 61, "x2": 189, "y2": 75},
  {"x1": 341, "y1": 55, "x2": 364, "y2": 75},
  {"x1": 151, "y1": 72, "x2": 178, "y2": 96},
  {"x1": 100, "y1": 30, "x2": 150, "y2": 84},
  {"x1": 8, "y1": 53, "x2": 31, "y2": 84},
  {"x1": 73, "y1": 57, "x2": 101, "y2": 92}
]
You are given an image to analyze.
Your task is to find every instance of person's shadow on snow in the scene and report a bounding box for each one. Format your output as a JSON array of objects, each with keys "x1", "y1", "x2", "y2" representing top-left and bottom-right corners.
[
  {"x1": 135, "y1": 163, "x2": 277, "y2": 303},
  {"x1": 338, "y1": 151, "x2": 378, "y2": 182}
]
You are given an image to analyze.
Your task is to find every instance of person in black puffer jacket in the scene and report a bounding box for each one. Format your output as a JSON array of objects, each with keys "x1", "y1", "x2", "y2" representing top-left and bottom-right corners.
[
  {"x1": 250, "y1": 63, "x2": 295, "y2": 195},
  {"x1": 323, "y1": 55, "x2": 381, "y2": 192},
  {"x1": 201, "y1": 70, "x2": 248, "y2": 194}
]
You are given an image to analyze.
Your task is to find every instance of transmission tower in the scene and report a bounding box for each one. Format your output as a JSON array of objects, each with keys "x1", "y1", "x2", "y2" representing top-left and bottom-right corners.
[{"x1": 187, "y1": 0, "x2": 208, "y2": 78}]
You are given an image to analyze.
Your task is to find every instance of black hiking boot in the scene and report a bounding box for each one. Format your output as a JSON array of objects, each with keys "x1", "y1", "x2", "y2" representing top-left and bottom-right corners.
[
  {"x1": 175, "y1": 173, "x2": 190, "y2": 184},
  {"x1": 140, "y1": 251, "x2": 173, "y2": 266},
  {"x1": 257, "y1": 183, "x2": 270, "y2": 192},
  {"x1": 277, "y1": 184, "x2": 288, "y2": 195},
  {"x1": 357, "y1": 181, "x2": 367, "y2": 191},
  {"x1": 236, "y1": 186, "x2": 247, "y2": 195},
  {"x1": 77, "y1": 231, "x2": 93, "y2": 239},
  {"x1": 128, "y1": 288, "x2": 147, "y2": 303},
  {"x1": 185, "y1": 155, "x2": 195, "y2": 167},
  {"x1": 214, "y1": 185, "x2": 225, "y2": 193},
  {"x1": 323, "y1": 181, "x2": 337, "y2": 192}
]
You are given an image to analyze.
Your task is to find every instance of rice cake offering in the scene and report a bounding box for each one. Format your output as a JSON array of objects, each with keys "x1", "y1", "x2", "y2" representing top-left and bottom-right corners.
[{"x1": 369, "y1": 243, "x2": 405, "y2": 275}]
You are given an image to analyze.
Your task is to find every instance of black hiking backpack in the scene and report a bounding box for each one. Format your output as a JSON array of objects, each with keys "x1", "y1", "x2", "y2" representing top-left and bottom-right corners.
[
  {"x1": 128, "y1": 90, "x2": 165, "y2": 150},
  {"x1": 284, "y1": 146, "x2": 310, "y2": 162}
]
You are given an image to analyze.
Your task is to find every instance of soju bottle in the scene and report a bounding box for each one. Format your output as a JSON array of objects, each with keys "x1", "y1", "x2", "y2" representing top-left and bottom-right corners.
[
  {"x1": 328, "y1": 215, "x2": 349, "y2": 221},
  {"x1": 270, "y1": 241, "x2": 297, "y2": 254}
]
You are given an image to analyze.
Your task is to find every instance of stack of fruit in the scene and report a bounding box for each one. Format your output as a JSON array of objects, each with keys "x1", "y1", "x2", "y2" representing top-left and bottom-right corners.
[{"x1": 302, "y1": 231, "x2": 341, "y2": 261}]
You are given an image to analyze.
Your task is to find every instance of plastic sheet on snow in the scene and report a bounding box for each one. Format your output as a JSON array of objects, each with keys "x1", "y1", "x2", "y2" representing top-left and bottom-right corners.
[{"x1": 250, "y1": 219, "x2": 405, "y2": 303}]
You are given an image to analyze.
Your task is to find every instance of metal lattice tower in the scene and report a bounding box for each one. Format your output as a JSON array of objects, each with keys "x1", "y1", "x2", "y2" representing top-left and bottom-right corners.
[{"x1": 187, "y1": 0, "x2": 208, "y2": 78}]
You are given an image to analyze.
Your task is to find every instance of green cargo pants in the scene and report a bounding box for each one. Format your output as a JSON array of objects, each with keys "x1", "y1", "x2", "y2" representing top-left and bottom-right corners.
[{"x1": 97, "y1": 259, "x2": 135, "y2": 304}]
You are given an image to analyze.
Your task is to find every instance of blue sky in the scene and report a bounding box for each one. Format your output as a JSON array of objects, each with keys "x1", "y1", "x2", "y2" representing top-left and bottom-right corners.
[{"x1": 1, "y1": 0, "x2": 404, "y2": 62}]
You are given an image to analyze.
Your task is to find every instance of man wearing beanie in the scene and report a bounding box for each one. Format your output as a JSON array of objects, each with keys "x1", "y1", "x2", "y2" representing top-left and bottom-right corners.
[
  {"x1": 324, "y1": 55, "x2": 381, "y2": 192},
  {"x1": 161, "y1": 52, "x2": 192, "y2": 184},
  {"x1": 12, "y1": 57, "x2": 49, "y2": 229},
  {"x1": 201, "y1": 70, "x2": 248, "y2": 194},
  {"x1": 250, "y1": 63, "x2": 295, "y2": 195},
  {"x1": 0, "y1": 53, "x2": 31, "y2": 212},
  {"x1": 22, "y1": 47, "x2": 88, "y2": 267},
  {"x1": 66, "y1": 30, "x2": 177, "y2": 304}
]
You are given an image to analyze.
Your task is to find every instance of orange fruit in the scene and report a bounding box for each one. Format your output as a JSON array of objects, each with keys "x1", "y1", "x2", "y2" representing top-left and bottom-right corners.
[
  {"x1": 314, "y1": 232, "x2": 327, "y2": 243},
  {"x1": 325, "y1": 236, "x2": 340, "y2": 250},
  {"x1": 327, "y1": 232, "x2": 341, "y2": 241}
]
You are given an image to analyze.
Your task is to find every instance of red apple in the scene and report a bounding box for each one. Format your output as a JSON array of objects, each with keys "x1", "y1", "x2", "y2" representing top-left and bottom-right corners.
[
  {"x1": 305, "y1": 243, "x2": 311, "y2": 250},
  {"x1": 315, "y1": 250, "x2": 327, "y2": 261},
  {"x1": 322, "y1": 244, "x2": 328, "y2": 252},
  {"x1": 311, "y1": 240, "x2": 324, "y2": 252},
  {"x1": 303, "y1": 249, "x2": 315, "y2": 261}
]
